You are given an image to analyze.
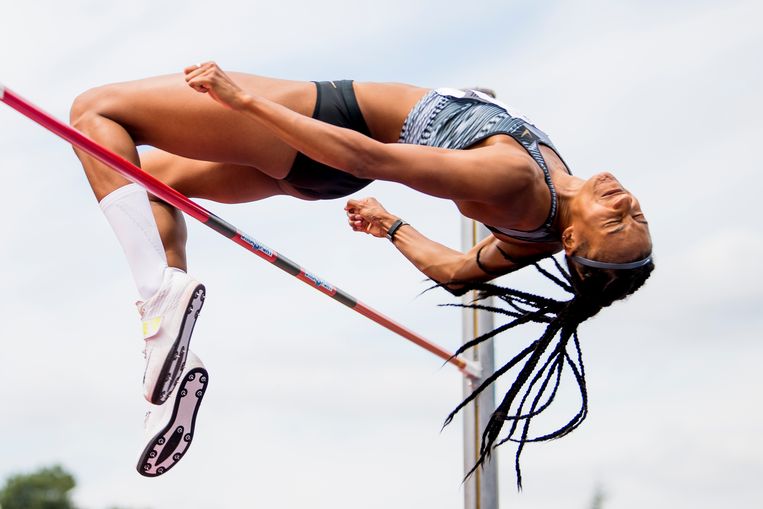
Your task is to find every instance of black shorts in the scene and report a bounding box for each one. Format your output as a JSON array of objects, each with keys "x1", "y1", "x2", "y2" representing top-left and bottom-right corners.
[{"x1": 284, "y1": 80, "x2": 374, "y2": 199}]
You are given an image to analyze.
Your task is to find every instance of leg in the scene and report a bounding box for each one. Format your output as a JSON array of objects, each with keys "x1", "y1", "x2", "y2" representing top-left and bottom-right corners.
[
  {"x1": 70, "y1": 72, "x2": 316, "y2": 201},
  {"x1": 68, "y1": 75, "x2": 313, "y2": 444},
  {"x1": 128, "y1": 152, "x2": 289, "y2": 409},
  {"x1": 69, "y1": 72, "x2": 311, "y2": 298},
  {"x1": 69, "y1": 73, "x2": 314, "y2": 296},
  {"x1": 139, "y1": 149, "x2": 289, "y2": 271}
]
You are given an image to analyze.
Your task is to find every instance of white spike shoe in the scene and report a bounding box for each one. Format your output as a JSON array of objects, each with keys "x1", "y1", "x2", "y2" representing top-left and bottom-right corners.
[
  {"x1": 138, "y1": 267, "x2": 205, "y2": 404},
  {"x1": 137, "y1": 351, "x2": 208, "y2": 477}
]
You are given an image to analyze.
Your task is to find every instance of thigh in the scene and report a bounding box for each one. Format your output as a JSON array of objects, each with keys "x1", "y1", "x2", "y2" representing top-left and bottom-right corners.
[
  {"x1": 140, "y1": 149, "x2": 294, "y2": 203},
  {"x1": 77, "y1": 73, "x2": 317, "y2": 179}
]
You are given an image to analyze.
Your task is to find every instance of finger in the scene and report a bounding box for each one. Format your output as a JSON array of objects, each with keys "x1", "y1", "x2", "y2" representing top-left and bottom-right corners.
[
  {"x1": 183, "y1": 61, "x2": 212, "y2": 76},
  {"x1": 184, "y1": 67, "x2": 209, "y2": 84},
  {"x1": 186, "y1": 68, "x2": 217, "y2": 90},
  {"x1": 185, "y1": 63, "x2": 221, "y2": 85},
  {"x1": 187, "y1": 78, "x2": 209, "y2": 93}
]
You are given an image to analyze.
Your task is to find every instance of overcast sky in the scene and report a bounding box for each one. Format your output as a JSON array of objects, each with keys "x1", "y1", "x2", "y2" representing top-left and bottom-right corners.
[{"x1": 1, "y1": 1, "x2": 761, "y2": 508}]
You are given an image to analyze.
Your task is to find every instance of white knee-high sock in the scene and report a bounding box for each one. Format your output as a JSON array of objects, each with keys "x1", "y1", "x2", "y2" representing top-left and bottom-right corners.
[{"x1": 99, "y1": 183, "x2": 168, "y2": 300}]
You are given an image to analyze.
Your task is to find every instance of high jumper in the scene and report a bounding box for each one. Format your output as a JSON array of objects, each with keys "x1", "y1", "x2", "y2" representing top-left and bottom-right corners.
[{"x1": 5, "y1": 61, "x2": 654, "y2": 482}]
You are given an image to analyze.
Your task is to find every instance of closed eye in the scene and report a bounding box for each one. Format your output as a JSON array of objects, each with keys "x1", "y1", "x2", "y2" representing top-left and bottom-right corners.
[
  {"x1": 607, "y1": 224, "x2": 626, "y2": 234},
  {"x1": 633, "y1": 213, "x2": 648, "y2": 224}
]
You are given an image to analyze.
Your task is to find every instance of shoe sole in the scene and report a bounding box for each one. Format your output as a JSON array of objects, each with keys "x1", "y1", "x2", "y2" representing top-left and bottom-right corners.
[
  {"x1": 150, "y1": 284, "x2": 205, "y2": 404},
  {"x1": 137, "y1": 366, "x2": 208, "y2": 477}
]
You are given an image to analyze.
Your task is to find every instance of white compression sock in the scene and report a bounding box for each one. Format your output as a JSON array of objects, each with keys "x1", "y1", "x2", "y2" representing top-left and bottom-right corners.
[{"x1": 100, "y1": 183, "x2": 168, "y2": 300}]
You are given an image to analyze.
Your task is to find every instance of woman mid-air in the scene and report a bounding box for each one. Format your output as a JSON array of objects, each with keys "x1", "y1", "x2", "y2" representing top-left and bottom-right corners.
[{"x1": 70, "y1": 62, "x2": 653, "y2": 479}]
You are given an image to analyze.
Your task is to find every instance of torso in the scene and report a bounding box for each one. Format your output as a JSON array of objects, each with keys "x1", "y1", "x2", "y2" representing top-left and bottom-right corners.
[
  {"x1": 465, "y1": 140, "x2": 568, "y2": 261},
  {"x1": 354, "y1": 83, "x2": 570, "y2": 258},
  {"x1": 473, "y1": 141, "x2": 570, "y2": 234},
  {"x1": 353, "y1": 82, "x2": 430, "y2": 142}
]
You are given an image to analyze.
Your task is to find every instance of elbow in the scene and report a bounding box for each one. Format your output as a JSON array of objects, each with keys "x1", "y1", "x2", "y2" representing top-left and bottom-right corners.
[
  {"x1": 420, "y1": 261, "x2": 455, "y2": 284},
  {"x1": 423, "y1": 261, "x2": 469, "y2": 296},
  {"x1": 434, "y1": 275, "x2": 471, "y2": 297},
  {"x1": 424, "y1": 273, "x2": 469, "y2": 297},
  {"x1": 442, "y1": 284, "x2": 469, "y2": 297}
]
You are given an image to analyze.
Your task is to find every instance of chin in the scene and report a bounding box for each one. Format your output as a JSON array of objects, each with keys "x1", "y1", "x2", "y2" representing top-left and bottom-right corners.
[{"x1": 593, "y1": 171, "x2": 617, "y2": 182}]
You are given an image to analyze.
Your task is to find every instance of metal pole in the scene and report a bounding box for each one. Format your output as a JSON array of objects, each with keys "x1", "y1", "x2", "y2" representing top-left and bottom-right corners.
[
  {"x1": 462, "y1": 218, "x2": 499, "y2": 509},
  {"x1": 0, "y1": 84, "x2": 479, "y2": 379}
]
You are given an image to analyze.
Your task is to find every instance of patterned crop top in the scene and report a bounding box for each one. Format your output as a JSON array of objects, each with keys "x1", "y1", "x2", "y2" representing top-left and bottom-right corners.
[{"x1": 399, "y1": 88, "x2": 571, "y2": 243}]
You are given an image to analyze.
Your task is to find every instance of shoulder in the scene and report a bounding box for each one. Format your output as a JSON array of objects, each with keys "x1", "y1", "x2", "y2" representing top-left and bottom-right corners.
[
  {"x1": 476, "y1": 136, "x2": 537, "y2": 171},
  {"x1": 471, "y1": 141, "x2": 542, "y2": 196}
]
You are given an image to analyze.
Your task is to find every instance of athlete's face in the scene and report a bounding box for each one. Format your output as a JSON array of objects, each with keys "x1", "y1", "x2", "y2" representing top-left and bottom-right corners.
[{"x1": 563, "y1": 172, "x2": 652, "y2": 262}]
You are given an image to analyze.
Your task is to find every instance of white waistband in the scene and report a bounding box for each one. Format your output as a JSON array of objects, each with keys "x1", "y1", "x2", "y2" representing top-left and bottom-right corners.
[{"x1": 434, "y1": 87, "x2": 531, "y2": 123}]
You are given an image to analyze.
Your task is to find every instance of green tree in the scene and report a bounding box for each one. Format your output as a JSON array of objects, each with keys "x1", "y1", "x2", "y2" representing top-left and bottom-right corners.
[{"x1": 0, "y1": 465, "x2": 77, "y2": 509}]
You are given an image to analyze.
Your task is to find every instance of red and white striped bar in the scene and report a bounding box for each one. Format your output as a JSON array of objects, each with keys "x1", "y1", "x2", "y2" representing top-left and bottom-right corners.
[{"x1": 0, "y1": 84, "x2": 480, "y2": 379}]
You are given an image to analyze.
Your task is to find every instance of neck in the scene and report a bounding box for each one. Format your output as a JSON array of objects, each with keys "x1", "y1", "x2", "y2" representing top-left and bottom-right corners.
[{"x1": 551, "y1": 170, "x2": 584, "y2": 231}]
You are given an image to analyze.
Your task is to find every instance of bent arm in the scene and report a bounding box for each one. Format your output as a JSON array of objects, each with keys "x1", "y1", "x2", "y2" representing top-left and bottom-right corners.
[
  {"x1": 346, "y1": 198, "x2": 519, "y2": 294},
  {"x1": 392, "y1": 223, "x2": 518, "y2": 293}
]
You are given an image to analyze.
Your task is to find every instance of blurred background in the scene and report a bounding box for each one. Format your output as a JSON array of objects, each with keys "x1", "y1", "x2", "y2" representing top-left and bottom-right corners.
[{"x1": 0, "y1": 1, "x2": 761, "y2": 508}]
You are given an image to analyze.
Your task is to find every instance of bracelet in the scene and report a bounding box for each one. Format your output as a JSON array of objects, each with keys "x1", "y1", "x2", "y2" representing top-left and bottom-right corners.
[{"x1": 386, "y1": 219, "x2": 409, "y2": 242}]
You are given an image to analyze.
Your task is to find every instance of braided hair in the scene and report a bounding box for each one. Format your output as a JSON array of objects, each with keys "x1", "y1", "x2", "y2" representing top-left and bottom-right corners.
[{"x1": 443, "y1": 254, "x2": 654, "y2": 488}]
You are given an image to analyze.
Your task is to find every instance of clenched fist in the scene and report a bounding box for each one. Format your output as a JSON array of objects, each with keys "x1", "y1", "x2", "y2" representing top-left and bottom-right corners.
[{"x1": 344, "y1": 197, "x2": 398, "y2": 238}]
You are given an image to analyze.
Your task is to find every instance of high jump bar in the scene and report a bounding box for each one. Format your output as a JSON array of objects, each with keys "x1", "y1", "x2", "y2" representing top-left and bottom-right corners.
[{"x1": 0, "y1": 84, "x2": 479, "y2": 379}]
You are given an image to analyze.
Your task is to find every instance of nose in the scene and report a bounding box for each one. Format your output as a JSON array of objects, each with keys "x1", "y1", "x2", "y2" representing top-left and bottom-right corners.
[{"x1": 611, "y1": 193, "x2": 634, "y2": 212}]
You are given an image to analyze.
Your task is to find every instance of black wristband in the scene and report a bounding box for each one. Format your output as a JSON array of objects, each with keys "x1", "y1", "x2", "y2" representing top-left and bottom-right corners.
[{"x1": 386, "y1": 219, "x2": 408, "y2": 241}]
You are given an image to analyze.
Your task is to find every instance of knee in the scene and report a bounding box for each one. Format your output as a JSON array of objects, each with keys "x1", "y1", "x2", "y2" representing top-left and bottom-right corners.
[{"x1": 69, "y1": 85, "x2": 116, "y2": 131}]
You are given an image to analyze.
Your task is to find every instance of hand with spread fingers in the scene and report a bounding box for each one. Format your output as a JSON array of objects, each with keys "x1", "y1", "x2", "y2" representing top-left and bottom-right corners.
[{"x1": 183, "y1": 61, "x2": 251, "y2": 111}]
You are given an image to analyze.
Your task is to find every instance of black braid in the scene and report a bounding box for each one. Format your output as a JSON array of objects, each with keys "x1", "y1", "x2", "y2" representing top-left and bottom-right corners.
[{"x1": 443, "y1": 254, "x2": 654, "y2": 489}]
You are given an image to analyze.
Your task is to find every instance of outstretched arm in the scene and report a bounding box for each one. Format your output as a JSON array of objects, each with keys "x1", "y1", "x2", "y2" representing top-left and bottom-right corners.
[
  {"x1": 345, "y1": 198, "x2": 519, "y2": 294},
  {"x1": 183, "y1": 62, "x2": 533, "y2": 202}
]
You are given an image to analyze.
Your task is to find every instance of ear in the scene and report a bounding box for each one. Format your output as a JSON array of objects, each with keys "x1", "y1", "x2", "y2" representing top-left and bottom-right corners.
[{"x1": 561, "y1": 226, "x2": 577, "y2": 253}]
